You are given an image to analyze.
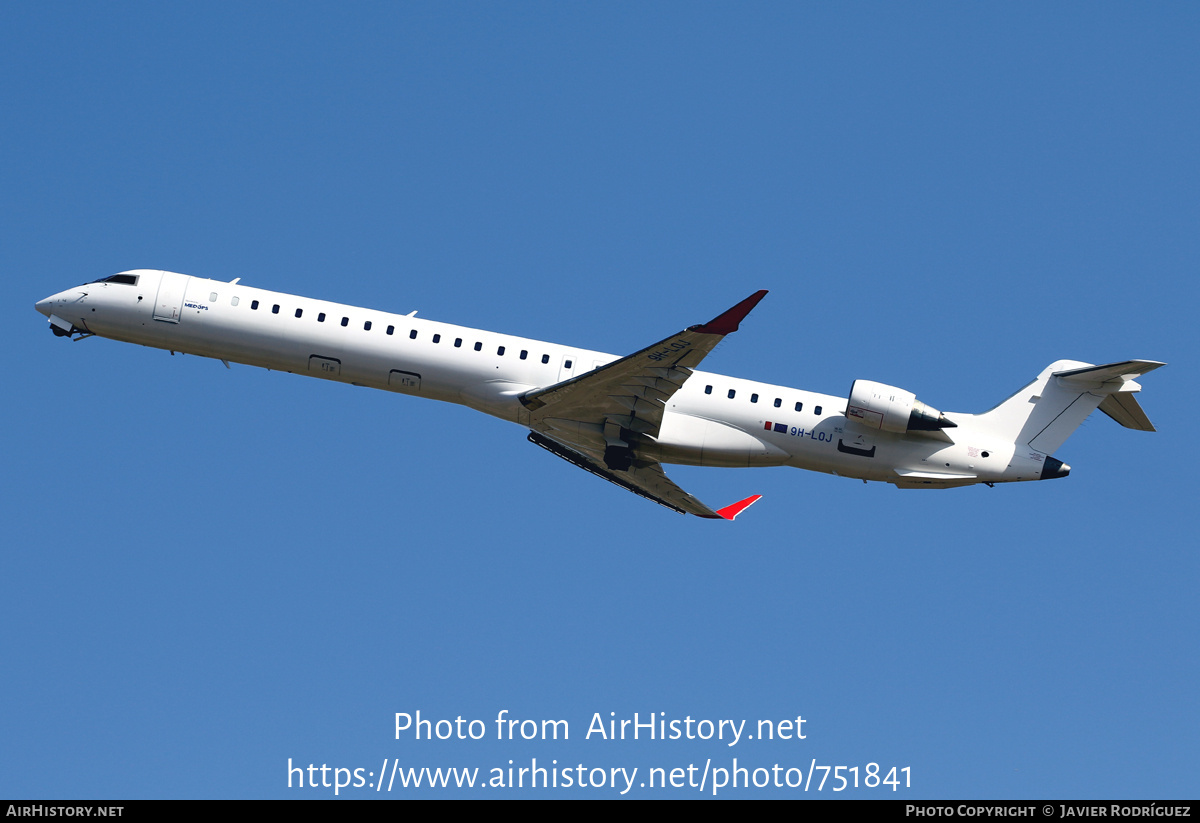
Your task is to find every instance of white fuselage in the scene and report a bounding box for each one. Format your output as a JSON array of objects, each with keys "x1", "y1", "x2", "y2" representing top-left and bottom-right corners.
[{"x1": 36, "y1": 270, "x2": 1034, "y2": 487}]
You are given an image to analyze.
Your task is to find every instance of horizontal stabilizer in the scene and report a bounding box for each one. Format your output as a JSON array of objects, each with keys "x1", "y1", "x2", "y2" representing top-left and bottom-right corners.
[
  {"x1": 1054, "y1": 360, "x2": 1165, "y2": 386},
  {"x1": 1054, "y1": 359, "x2": 1162, "y2": 433},
  {"x1": 1098, "y1": 392, "x2": 1156, "y2": 431}
]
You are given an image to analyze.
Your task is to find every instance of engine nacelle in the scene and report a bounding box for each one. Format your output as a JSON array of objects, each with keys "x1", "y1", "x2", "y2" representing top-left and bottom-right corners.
[{"x1": 846, "y1": 380, "x2": 956, "y2": 433}]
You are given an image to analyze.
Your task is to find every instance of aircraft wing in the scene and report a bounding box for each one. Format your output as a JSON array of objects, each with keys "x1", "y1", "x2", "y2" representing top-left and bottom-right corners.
[
  {"x1": 520, "y1": 290, "x2": 768, "y2": 437},
  {"x1": 520, "y1": 290, "x2": 768, "y2": 518},
  {"x1": 528, "y1": 431, "x2": 760, "y2": 520}
]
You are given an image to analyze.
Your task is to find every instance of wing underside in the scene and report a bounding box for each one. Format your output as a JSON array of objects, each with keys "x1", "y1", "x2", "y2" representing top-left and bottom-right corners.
[{"x1": 529, "y1": 431, "x2": 722, "y2": 517}]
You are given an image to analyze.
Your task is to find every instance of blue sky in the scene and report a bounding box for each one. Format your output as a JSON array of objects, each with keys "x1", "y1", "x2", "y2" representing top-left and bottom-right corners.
[{"x1": 3, "y1": 3, "x2": 1196, "y2": 798}]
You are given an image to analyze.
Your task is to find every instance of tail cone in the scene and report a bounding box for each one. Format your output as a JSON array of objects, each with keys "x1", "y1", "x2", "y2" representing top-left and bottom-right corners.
[{"x1": 1040, "y1": 456, "x2": 1071, "y2": 480}]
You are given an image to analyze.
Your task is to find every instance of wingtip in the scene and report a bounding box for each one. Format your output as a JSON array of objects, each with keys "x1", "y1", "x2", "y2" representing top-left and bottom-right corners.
[
  {"x1": 692, "y1": 290, "x2": 769, "y2": 336},
  {"x1": 714, "y1": 494, "x2": 763, "y2": 521}
]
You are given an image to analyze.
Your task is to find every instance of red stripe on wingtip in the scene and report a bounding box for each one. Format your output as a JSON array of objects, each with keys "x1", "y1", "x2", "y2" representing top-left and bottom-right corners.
[
  {"x1": 715, "y1": 494, "x2": 763, "y2": 521},
  {"x1": 692, "y1": 290, "x2": 768, "y2": 335}
]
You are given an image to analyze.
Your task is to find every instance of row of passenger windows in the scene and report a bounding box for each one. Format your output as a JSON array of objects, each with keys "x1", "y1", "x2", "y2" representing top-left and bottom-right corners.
[
  {"x1": 210, "y1": 292, "x2": 560, "y2": 365},
  {"x1": 204, "y1": 292, "x2": 811, "y2": 403},
  {"x1": 204, "y1": 293, "x2": 825, "y2": 412},
  {"x1": 703, "y1": 384, "x2": 822, "y2": 415}
]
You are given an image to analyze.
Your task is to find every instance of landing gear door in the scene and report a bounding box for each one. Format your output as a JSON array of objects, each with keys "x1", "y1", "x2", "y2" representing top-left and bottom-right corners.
[{"x1": 153, "y1": 271, "x2": 188, "y2": 323}]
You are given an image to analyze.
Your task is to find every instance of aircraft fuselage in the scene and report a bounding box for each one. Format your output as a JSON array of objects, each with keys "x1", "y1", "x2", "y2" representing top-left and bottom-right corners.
[{"x1": 39, "y1": 270, "x2": 1157, "y2": 514}]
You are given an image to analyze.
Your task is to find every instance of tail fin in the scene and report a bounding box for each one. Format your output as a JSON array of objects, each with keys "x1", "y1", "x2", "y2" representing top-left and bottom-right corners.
[{"x1": 973, "y1": 360, "x2": 1164, "y2": 454}]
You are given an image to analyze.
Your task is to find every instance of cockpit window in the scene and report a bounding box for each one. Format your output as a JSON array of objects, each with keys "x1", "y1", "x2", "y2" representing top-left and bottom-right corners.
[{"x1": 89, "y1": 274, "x2": 139, "y2": 286}]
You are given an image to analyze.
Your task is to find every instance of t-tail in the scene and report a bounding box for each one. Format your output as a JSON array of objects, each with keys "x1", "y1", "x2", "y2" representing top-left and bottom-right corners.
[{"x1": 973, "y1": 359, "x2": 1165, "y2": 478}]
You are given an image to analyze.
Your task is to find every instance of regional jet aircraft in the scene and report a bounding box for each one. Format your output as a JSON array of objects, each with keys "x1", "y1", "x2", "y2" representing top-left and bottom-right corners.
[{"x1": 35, "y1": 271, "x2": 1162, "y2": 518}]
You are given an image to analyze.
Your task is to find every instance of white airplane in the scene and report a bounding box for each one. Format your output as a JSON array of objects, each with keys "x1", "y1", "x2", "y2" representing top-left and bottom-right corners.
[{"x1": 36, "y1": 270, "x2": 1163, "y2": 519}]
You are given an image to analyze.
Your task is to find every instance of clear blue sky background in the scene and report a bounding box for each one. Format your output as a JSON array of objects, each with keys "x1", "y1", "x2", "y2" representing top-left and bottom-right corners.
[{"x1": 3, "y1": 3, "x2": 1196, "y2": 799}]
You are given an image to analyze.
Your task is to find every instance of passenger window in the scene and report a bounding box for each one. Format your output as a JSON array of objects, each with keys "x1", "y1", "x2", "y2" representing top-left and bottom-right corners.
[
  {"x1": 209, "y1": 292, "x2": 218, "y2": 302},
  {"x1": 705, "y1": 385, "x2": 712, "y2": 395},
  {"x1": 795, "y1": 402, "x2": 803, "y2": 412},
  {"x1": 815, "y1": 405, "x2": 823, "y2": 415},
  {"x1": 231, "y1": 296, "x2": 239, "y2": 307},
  {"x1": 364, "y1": 320, "x2": 372, "y2": 331},
  {"x1": 497, "y1": 346, "x2": 505, "y2": 356},
  {"x1": 541, "y1": 354, "x2": 550, "y2": 364},
  {"x1": 318, "y1": 313, "x2": 326, "y2": 322},
  {"x1": 386, "y1": 325, "x2": 394, "y2": 335},
  {"x1": 454, "y1": 338, "x2": 462, "y2": 348},
  {"x1": 432, "y1": 334, "x2": 441, "y2": 343},
  {"x1": 751, "y1": 393, "x2": 759, "y2": 403},
  {"x1": 251, "y1": 300, "x2": 259, "y2": 310},
  {"x1": 474, "y1": 342, "x2": 482, "y2": 351},
  {"x1": 341, "y1": 317, "x2": 349, "y2": 327},
  {"x1": 520, "y1": 350, "x2": 528, "y2": 360},
  {"x1": 295, "y1": 308, "x2": 303, "y2": 318},
  {"x1": 774, "y1": 398, "x2": 781, "y2": 408},
  {"x1": 728, "y1": 389, "x2": 736, "y2": 399},
  {"x1": 565, "y1": 359, "x2": 573, "y2": 369},
  {"x1": 272, "y1": 304, "x2": 280, "y2": 314},
  {"x1": 409, "y1": 329, "x2": 417, "y2": 340}
]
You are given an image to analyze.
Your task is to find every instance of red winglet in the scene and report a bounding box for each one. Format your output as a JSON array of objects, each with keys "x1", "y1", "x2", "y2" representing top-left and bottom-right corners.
[
  {"x1": 714, "y1": 494, "x2": 763, "y2": 521},
  {"x1": 691, "y1": 290, "x2": 769, "y2": 335}
]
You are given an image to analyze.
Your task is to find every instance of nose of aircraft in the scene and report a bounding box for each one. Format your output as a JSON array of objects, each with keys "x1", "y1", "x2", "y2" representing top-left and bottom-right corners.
[{"x1": 35, "y1": 296, "x2": 53, "y2": 317}]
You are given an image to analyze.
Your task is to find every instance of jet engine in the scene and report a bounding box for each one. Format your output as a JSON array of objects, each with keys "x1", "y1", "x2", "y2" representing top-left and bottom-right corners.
[{"x1": 845, "y1": 380, "x2": 956, "y2": 433}]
